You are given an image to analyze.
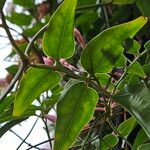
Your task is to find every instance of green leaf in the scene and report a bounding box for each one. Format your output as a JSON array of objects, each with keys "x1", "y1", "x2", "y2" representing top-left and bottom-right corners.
[
  {"x1": 13, "y1": 0, "x2": 34, "y2": 8},
  {"x1": 54, "y1": 80, "x2": 99, "y2": 150},
  {"x1": 124, "y1": 39, "x2": 140, "y2": 54},
  {"x1": 13, "y1": 67, "x2": 61, "y2": 116},
  {"x1": 136, "y1": 0, "x2": 150, "y2": 18},
  {"x1": 118, "y1": 73, "x2": 141, "y2": 90},
  {"x1": 95, "y1": 73, "x2": 110, "y2": 86},
  {"x1": 113, "y1": 84, "x2": 150, "y2": 138},
  {"x1": 0, "y1": 118, "x2": 27, "y2": 138},
  {"x1": 138, "y1": 143, "x2": 150, "y2": 150},
  {"x1": 23, "y1": 22, "x2": 45, "y2": 37},
  {"x1": 81, "y1": 16, "x2": 147, "y2": 74},
  {"x1": 113, "y1": 0, "x2": 135, "y2": 5},
  {"x1": 100, "y1": 134, "x2": 119, "y2": 150},
  {"x1": 128, "y1": 62, "x2": 146, "y2": 78},
  {"x1": 117, "y1": 117, "x2": 136, "y2": 137},
  {"x1": 43, "y1": 0, "x2": 77, "y2": 59},
  {"x1": 133, "y1": 129, "x2": 149, "y2": 150},
  {"x1": 75, "y1": 12, "x2": 98, "y2": 26},
  {"x1": 6, "y1": 65, "x2": 18, "y2": 76},
  {"x1": 77, "y1": 0, "x2": 96, "y2": 6},
  {"x1": 144, "y1": 40, "x2": 150, "y2": 51},
  {"x1": 6, "y1": 12, "x2": 32, "y2": 26},
  {"x1": 0, "y1": 95, "x2": 14, "y2": 115}
]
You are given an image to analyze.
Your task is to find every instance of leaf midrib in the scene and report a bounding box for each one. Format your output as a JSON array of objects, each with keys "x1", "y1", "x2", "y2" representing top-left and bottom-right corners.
[
  {"x1": 57, "y1": 0, "x2": 74, "y2": 58},
  {"x1": 58, "y1": 85, "x2": 85, "y2": 149}
]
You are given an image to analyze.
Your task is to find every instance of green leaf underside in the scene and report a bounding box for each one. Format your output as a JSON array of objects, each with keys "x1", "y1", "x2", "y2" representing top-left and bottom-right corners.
[
  {"x1": 113, "y1": 84, "x2": 150, "y2": 138},
  {"x1": 81, "y1": 16, "x2": 147, "y2": 74},
  {"x1": 43, "y1": 0, "x2": 77, "y2": 59},
  {"x1": 54, "y1": 80, "x2": 99, "y2": 150},
  {"x1": 100, "y1": 134, "x2": 119, "y2": 150},
  {"x1": 13, "y1": 67, "x2": 61, "y2": 116}
]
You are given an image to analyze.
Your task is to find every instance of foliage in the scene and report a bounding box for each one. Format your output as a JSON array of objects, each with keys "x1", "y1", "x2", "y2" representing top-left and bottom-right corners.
[{"x1": 0, "y1": 0, "x2": 150, "y2": 149}]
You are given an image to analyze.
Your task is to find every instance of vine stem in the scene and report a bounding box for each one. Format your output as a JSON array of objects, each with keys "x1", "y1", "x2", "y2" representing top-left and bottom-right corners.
[{"x1": 0, "y1": 9, "x2": 28, "y2": 62}]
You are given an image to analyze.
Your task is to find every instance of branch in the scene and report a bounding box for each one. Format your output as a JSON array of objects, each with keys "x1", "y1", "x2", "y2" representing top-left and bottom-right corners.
[
  {"x1": 0, "y1": 9, "x2": 28, "y2": 62},
  {"x1": 31, "y1": 63, "x2": 112, "y2": 98}
]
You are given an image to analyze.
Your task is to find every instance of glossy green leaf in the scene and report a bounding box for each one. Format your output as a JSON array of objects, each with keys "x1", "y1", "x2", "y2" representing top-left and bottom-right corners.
[
  {"x1": 136, "y1": 0, "x2": 150, "y2": 18},
  {"x1": 0, "y1": 118, "x2": 27, "y2": 138},
  {"x1": 133, "y1": 129, "x2": 149, "y2": 150},
  {"x1": 81, "y1": 17, "x2": 147, "y2": 74},
  {"x1": 138, "y1": 143, "x2": 150, "y2": 150},
  {"x1": 13, "y1": 67, "x2": 61, "y2": 116},
  {"x1": 128, "y1": 62, "x2": 146, "y2": 78},
  {"x1": 6, "y1": 12, "x2": 32, "y2": 26},
  {"x1": 100, "y1": 134, "x2": 119, "y2": 150},
  {"x1": 43, "y1": 0, "x2": 77, "y2": 59},
  {"x1": 13, "y1": 0, "x2": 34, "y2": 8},
  {"x1": 54, "y1": 80, "x2": 99, "y2": 150},
  {"x1": 117, "y1": 117, "x2": 136, "y2": 137},
  {"x1": 113, "y1": 84, "x2": 150, "y2": 138}
]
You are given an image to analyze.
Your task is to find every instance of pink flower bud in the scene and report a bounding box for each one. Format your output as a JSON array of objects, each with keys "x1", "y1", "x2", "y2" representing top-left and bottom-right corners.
[
  {"x1": 45, "y1": 115, "x2": 57, "y2": 123},
  {"x1": 43, "y1": 57, "x2": 55, "y2": 66},
  {"x1": 74, "y1": 28, "x2": 86, "y2": 48}
]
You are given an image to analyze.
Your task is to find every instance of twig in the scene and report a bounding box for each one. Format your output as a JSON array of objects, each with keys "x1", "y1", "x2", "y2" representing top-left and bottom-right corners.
[
  {"x1": 31, "y1": 63, "x2": 112, "y2": 98},
  {"x1": 42, "y1": 118, "x2": 52, "y2": 149},
  {"x1": 81, "y1": 113, "x2": 105, "y2": 149},
  {"x1": 9, "y1": 129, "x2": 33, "y2": 147},
  {"x1": 27, "y1": 139, "x2": 54, "y2": 150},
  {"x1": 0, "y1": 9, "x2": 28, "y2": 62},
  {"x1": 16, "y1": 118, "x2": 39, "y2": 150},
  {"x1": 25, "y1": 24, "x2": 48, "y2": 56},
  {"x1": 0, "y1": 63, "x2": 25, "y2": 102}
]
